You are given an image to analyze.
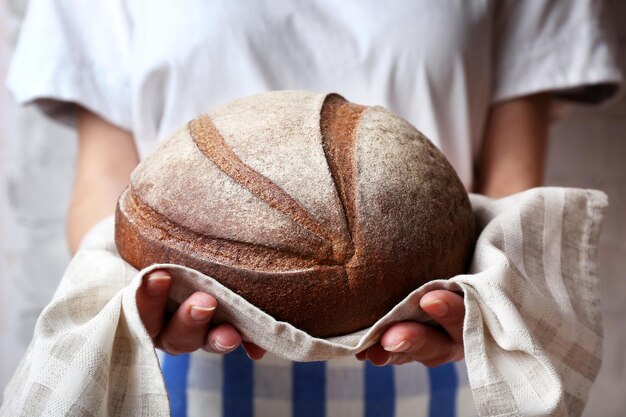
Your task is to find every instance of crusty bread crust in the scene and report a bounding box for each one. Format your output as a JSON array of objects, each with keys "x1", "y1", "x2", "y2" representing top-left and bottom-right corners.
[
  {"x1": 116, "y1": 188, "x2": 385, "y2": 337},
  {"x1": 115, "y1": 91, "x2": 474, "y2": 337}
]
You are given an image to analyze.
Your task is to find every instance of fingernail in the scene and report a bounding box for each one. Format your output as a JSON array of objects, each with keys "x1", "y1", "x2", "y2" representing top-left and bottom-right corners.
[
  {"x1": 422, "y1": 299, "x2": 449, "y2": 317},
  {"x1": 377, "y1": 354, "x2": 394, "y2": 367},
  {"x1": 244, "y1": 350, "x2": 265, "y2": 361},
  {"x1": 146, "y1": 273, "x2": 170, "y2": 296},
  {"x1": 384, "y1": 340, "x2": 411, "y2": 353},
  {"x1": 212, "y1": 340, "x2": 238, "y2": 353},
  {"x1": 189, "y1": 305, "x2": 216, "y2": 321}
]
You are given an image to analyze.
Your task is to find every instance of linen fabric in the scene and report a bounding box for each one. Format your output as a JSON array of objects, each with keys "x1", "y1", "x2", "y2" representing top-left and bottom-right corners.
[{"x1": 0, "y1": 187, "x2": 608, "y2": 416}]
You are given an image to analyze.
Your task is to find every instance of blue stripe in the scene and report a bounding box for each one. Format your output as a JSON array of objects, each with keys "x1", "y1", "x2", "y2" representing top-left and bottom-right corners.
[
  {"x1": 428, "y1": 363, "x2": 457, "y2": 417},
  {"x1": 162, "y1": 353, "x2": 190, "y2": 417},
  {"x1": 365, "y1": 362, "x2": 395, "y2": 417},
  {"x1": 293, "y1": 361, "x2": 326, "y2": 417},
  {"x1": 223, "y1": 346, "x2": 253, "y2": 417}
]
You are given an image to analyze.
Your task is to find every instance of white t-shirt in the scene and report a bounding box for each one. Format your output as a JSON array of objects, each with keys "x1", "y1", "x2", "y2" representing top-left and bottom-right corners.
[
  {"x1": 9, "y1": 0, "x2": 621, "y2": 189},
  {"x1": 7, "y1": 1, "x2": 621, "y2": 416}
]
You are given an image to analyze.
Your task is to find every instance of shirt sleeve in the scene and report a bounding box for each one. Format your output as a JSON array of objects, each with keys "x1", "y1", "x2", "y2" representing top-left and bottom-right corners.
[
  {"x1": 492, "y1": 0, "x2": 623, "y2": 105},
  {"x1": 7, "y1": 0, "x2": 132, "y2": 130}
]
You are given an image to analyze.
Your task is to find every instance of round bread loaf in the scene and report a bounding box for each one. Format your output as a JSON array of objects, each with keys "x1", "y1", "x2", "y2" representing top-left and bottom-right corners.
[{"x1": 115, "y1": 91, "x2": 474, "y2": 338}]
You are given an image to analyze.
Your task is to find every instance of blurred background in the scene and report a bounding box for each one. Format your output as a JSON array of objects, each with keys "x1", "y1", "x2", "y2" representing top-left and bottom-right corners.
[{"x1": 1, "y1": 1, "x2": 625, "y2": 415}]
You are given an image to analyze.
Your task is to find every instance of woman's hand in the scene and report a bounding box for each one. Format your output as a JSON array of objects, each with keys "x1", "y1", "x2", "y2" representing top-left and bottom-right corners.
[
  {"x1": 137, "y1": 269, "x2": 266, "y2": 359},
  {"x1": 359, "y1": 93, "x2": 551, "y2": 367},
  {"x1": 73, "y1": 108, "x2": 264, "y2": 359},
  {"x1": 356, "y1": 290, "x2": 465, "y2": 366}
]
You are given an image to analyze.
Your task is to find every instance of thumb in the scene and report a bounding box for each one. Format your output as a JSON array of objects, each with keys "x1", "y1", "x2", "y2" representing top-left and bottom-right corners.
[
  {"x1": 420, "y1": 290, "x2": 465, "y2": 344},
  {"x1": 136, "y1": 270, "x2": 172, "y2": 339}
]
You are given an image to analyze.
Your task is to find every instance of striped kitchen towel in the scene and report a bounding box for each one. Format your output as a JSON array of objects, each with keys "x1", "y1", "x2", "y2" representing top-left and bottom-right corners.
[{"x1": 0, "y1": 187, "x2": 607, "y2": 416}]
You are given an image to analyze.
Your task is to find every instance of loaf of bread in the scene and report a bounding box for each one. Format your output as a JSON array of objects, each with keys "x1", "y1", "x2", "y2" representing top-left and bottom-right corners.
[{"x1": 115, "y1": 91, "x2": 474, "y2": 338}]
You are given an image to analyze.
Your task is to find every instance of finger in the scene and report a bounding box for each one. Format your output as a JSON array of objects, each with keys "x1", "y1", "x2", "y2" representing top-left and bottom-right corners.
[
  {"x1": 365, "y1": 343, "x2": 393, "y2": 366},
  {"x1": 156, "y1": 291, "x2": 217, "y2": 354},
  {"x1": 355, "y1": 350, "x2": 368, "y2": 361},
  {"x1": 136, "y1": 270, "x2": 172, "y2": 338},
  {"x1": 203, "y1": 323, "x2": 242, "y2": 354},
  {"x1": 389, "y1": 354, "x2": 412, "y2": 366},
  {"x1": 380, "y1": 321, "x2": 463, "y2": 366},
  {"x1": 242, "y1": 342, "x2": 266, "y2": 361},
  {"x1": 420, "y1": 290, "x2": 465, "y2": 344}
]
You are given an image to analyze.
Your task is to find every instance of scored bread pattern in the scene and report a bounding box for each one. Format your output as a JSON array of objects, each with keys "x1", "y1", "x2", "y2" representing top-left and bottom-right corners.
[
  {"x1": 122, "y1": 190, "x2": 319, "y2": 270},
  {"x1": 188, "y1": 94, "x2": 364, "y2": 266},
  {"x1": 318, "y1": 94, "x2": 365, "y2": 265}
]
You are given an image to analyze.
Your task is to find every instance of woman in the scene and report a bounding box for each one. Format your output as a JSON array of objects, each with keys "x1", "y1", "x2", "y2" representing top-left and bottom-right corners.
[{"x1": 8, "y1": 0, "x2": 621, "y2": 415}]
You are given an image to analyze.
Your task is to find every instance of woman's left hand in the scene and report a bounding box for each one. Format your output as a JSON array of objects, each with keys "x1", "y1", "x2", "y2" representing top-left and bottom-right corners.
[{"x1": 355, "y1": 290, "x2": 465, "y2": 366}]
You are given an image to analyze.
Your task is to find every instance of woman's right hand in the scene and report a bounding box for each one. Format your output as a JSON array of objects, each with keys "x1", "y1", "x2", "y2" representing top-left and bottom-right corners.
[
  {"x1": 72, "y1": 109, "x2": 263, "y2": 359},
  {"x1": 137, "y1": 269, "x2": 266, "y2": 359}
]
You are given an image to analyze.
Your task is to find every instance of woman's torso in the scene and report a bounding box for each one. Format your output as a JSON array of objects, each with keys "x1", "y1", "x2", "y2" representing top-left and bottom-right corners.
[{"x1": 128, "y1": 0, "x2": 495, "y2": 190}]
